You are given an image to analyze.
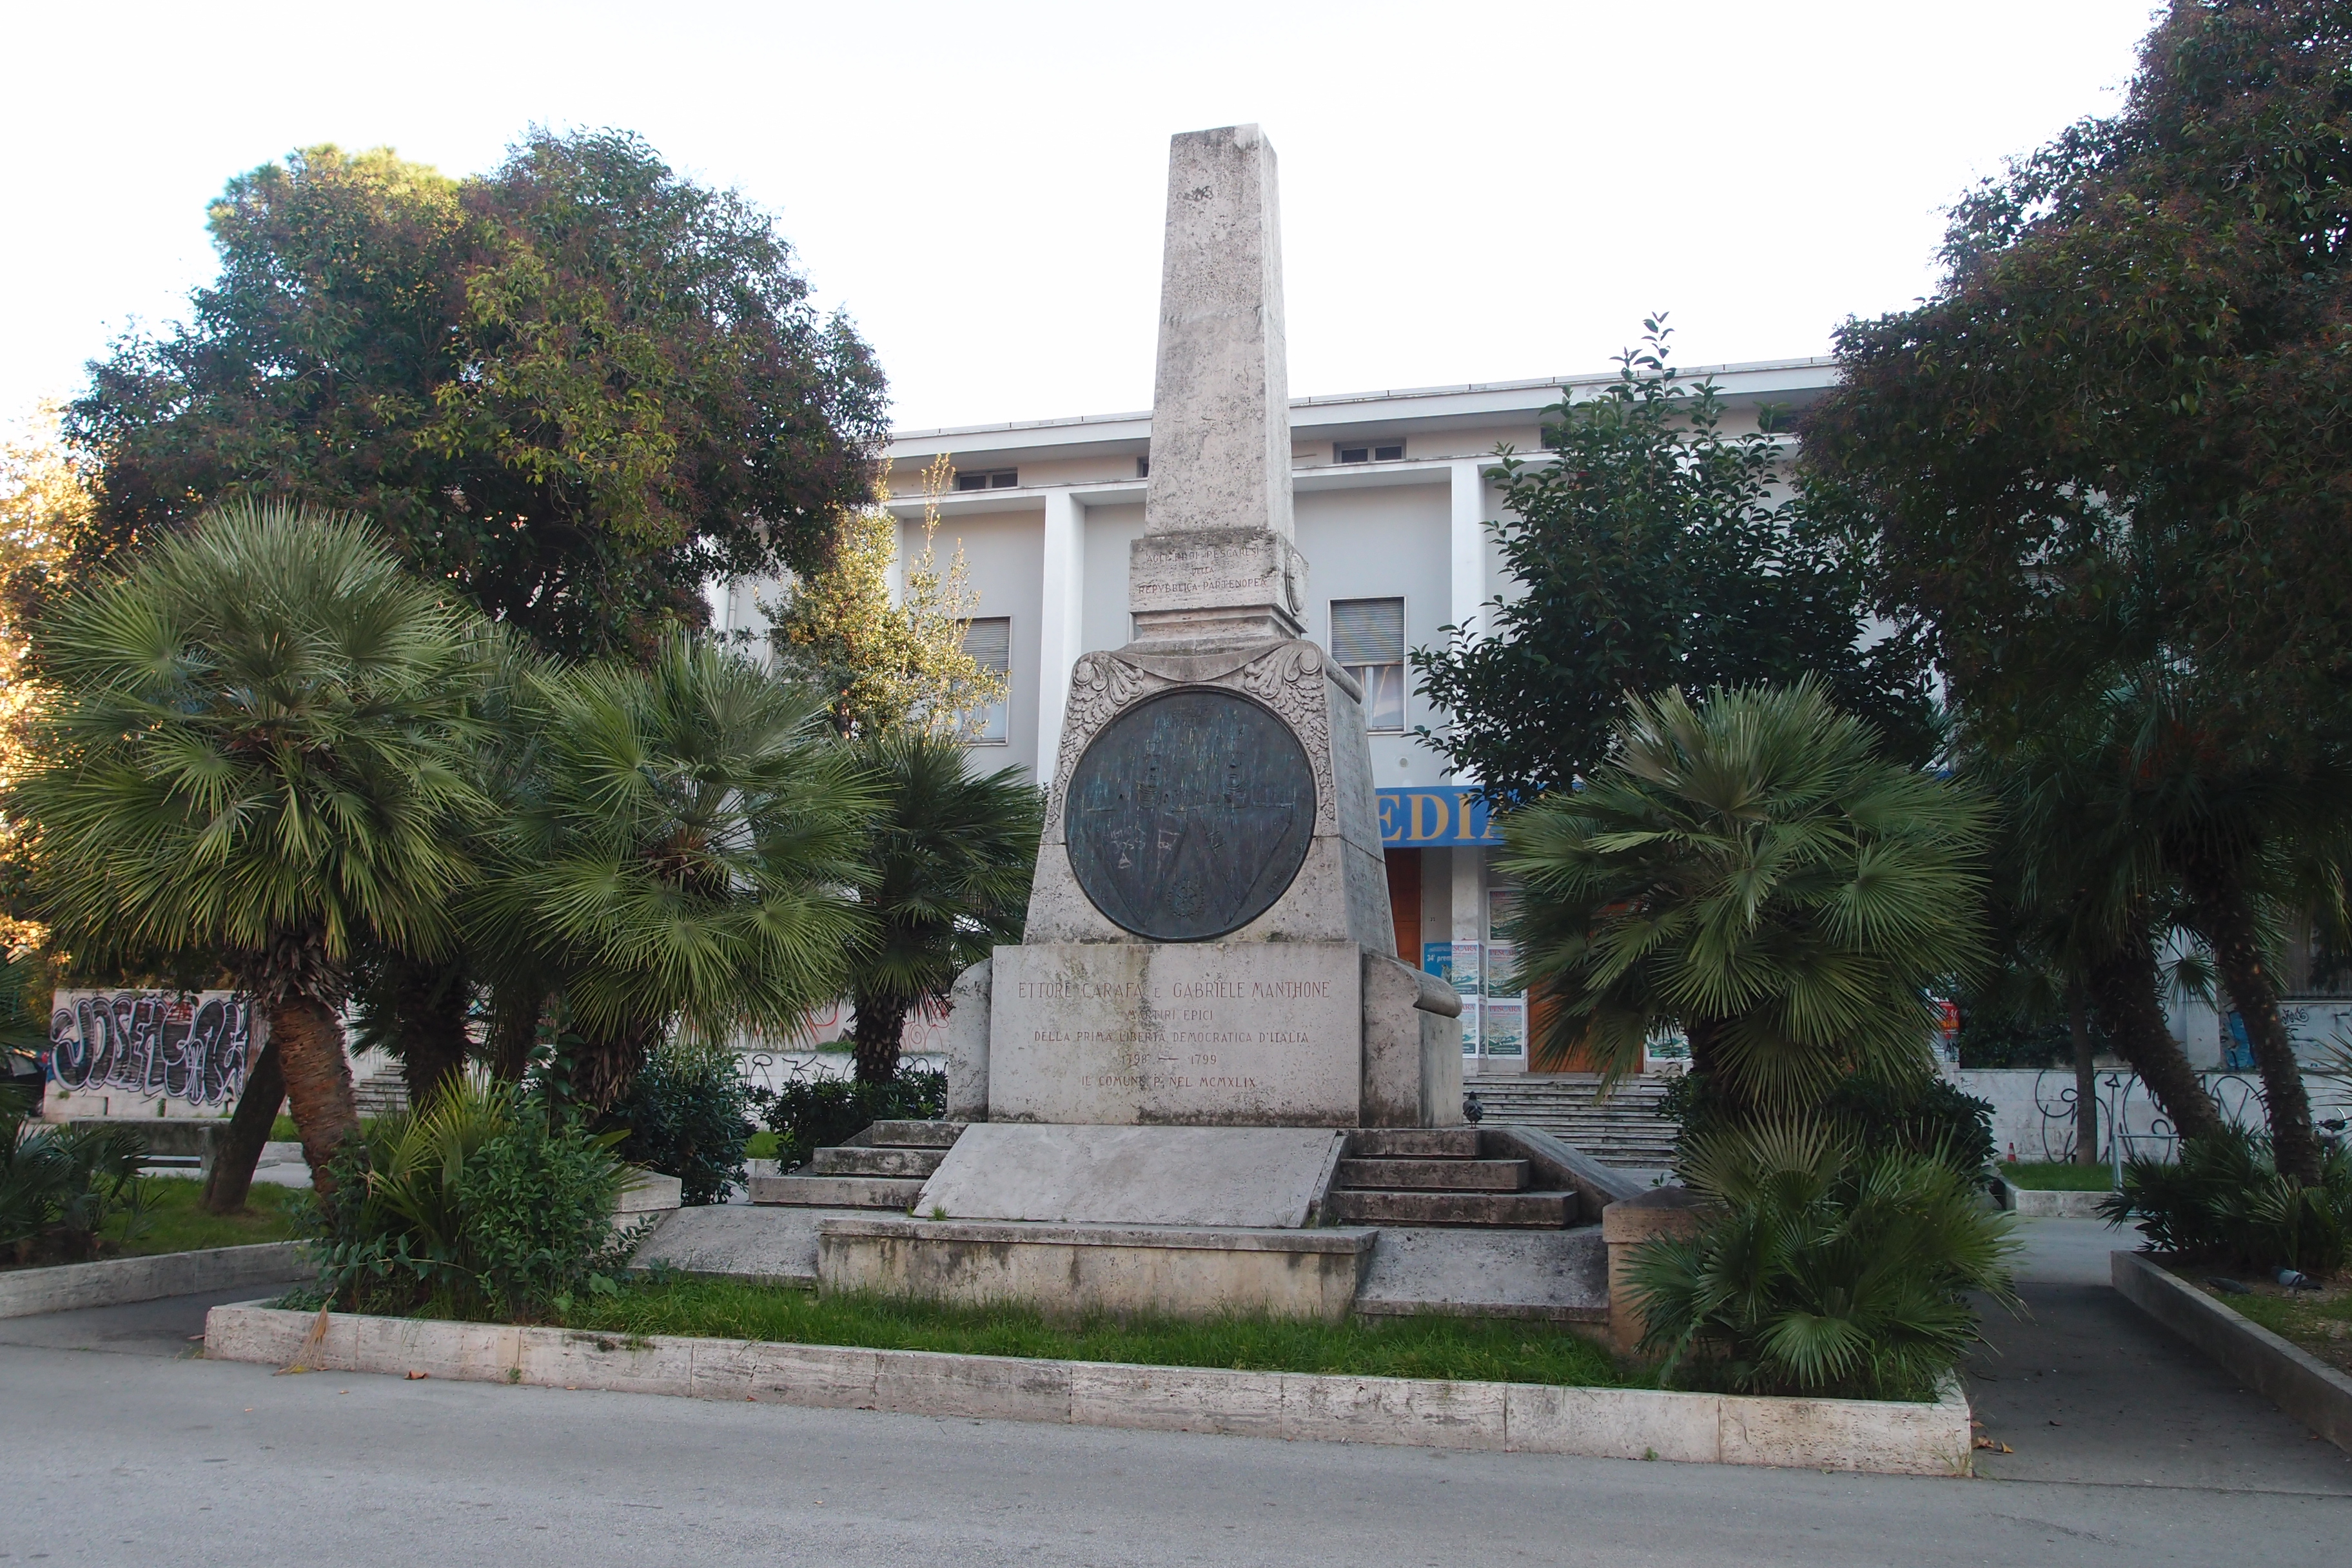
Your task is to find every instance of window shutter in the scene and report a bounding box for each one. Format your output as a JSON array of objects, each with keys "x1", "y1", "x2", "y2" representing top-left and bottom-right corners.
[
  {"x1": 963, "y1": 617, "x2": 1012, "y2": 674},
  {"x1": 1329, "y1": 598, "x2": 1404, "y2": 665}
]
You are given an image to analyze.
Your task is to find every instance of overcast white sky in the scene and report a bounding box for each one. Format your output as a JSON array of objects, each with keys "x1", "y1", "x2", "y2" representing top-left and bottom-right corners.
[{"x1": 2, "y1": 1, "x2": 2160, "y2": 434}]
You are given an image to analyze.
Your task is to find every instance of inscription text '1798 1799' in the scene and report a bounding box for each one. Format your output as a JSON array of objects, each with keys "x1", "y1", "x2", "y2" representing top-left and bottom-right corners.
[{"x1": 1064, "y1": 687, "x2": 1315, "y2": 942}]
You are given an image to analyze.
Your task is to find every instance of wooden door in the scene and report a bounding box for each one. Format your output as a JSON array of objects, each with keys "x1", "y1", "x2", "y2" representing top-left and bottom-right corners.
[{"x1": 1383, "y1": 848, "x2": 1422, "y2": 965}]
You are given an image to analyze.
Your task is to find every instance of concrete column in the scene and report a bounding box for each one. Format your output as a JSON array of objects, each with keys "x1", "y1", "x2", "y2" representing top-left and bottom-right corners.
[
  {"x1": 1035, "y1": 488, "x2": 1086, "y2": 780},
  {"x1": 1448, "y1": 460, "x2": 1487, "y2": 645},
  {"x1": 1451, "y1": 846, "x2": 1485, "y2": 1067}
]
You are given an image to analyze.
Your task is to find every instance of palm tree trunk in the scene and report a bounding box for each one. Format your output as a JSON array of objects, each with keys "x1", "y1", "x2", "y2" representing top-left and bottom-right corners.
[
  {"x1": 2084, "y1": 928, "x2": 2222, "y2": 1145},
  {"x1": 2068, "y1": 978, "x2": 2100, "y2": 1167},
  {"x1": 850, "y1": 992, "x2": 908, "y2": 1084},
  {"x1": 273, "y1": 995, "x2": 360, "y2": 1198},
  {"x1": 487, "y1": 983, "x2": 541, "y2": 1083},
  {"x1": 385, "y1": 954, "x2": 469, "y2": 1112},
  {"x1": 2179, "y1": 852, "x2": 2322, "y2": 1181},
  {"x1": 200, "y1": 1034, "x2": 286, "y2": 1214},
  {"x1": 574, "y1": 1021, "x2": 656, "y2": 1114}
]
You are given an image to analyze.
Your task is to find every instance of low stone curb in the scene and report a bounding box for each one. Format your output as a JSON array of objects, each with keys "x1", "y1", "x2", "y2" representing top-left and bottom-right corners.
[
  {"x1": 201, "y1": 1301, "x2": 1972, "y2": 1475},
  {"x1": 1, "y1": 1242, "x2": 306, "y2": 1319},
  {"x1": 1998, "y1": 1186, "x2": 2109, "y2": 1218},
  {"x1": 2112, "y1": 1250, "x2": 2352, "y2": 1455}
]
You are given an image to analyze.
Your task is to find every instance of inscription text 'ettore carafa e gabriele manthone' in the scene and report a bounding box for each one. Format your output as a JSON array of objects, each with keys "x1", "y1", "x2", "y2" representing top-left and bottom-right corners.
[
  {"x1": 986, "y1": 943, "x2": 1362, "y2": 1125},
  {"x1": 1063, "y1": 687, "x2": 1315, "y2": 941}
]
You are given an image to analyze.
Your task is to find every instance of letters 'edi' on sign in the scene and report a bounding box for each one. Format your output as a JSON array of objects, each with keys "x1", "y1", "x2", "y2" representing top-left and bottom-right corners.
[{"x1": 1375, "y1": 786, "x2": 1505, "y2": 847}]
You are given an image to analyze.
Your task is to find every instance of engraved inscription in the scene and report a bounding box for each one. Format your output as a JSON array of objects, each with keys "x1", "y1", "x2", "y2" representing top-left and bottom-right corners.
[{"x1": 987, "y1": 944, "x2": 1362, "y2": 1124}]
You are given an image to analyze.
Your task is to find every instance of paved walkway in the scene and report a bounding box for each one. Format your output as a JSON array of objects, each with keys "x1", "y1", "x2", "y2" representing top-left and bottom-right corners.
[
  {"x1": 5, "y1": 1225, "x2": 2346, "y2": 1567},
  {"x1": 1964, "y1": 1217, "x2": 2352, "y2": 1493}
]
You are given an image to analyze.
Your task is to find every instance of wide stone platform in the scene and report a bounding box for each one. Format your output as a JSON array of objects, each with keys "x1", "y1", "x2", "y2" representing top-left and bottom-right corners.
[{"x1": 634, "y1": 1201, "x2": 1611, "y2": 1325}]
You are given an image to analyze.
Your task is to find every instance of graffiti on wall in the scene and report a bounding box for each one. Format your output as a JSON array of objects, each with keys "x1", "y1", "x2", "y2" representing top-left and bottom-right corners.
[{"x1": 46, "y1": 990, "x2": 255, "y2": 1108}]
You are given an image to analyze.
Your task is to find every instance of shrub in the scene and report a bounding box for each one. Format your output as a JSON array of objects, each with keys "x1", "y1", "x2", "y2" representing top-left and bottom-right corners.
[
  {"x1": 1660, "y1": 1069, "x2": 1995, "y2": 1182},
  {"x1": 2101, "y1": 1128, "x2": 2352, "y2": 1278},
  {"x1": 1627, "y1": 1119, "x2": 2019, "y2": 1400},
  {"x1": 299, "y1": 1079, "x2": 640, "y2": 1318},
  {"x1": 752, "y1": 1064, "x2": 946, "y2": 1168},
  {"x1": 602, "y1": 1042, "x2": 755, "y2": 1205},
  {"x1": 0, "y1": 1086, "x2": 151, "y2": 1264}
]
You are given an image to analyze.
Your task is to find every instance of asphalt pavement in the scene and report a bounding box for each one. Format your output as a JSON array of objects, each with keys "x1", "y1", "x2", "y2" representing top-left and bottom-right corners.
[{"x1": 3, "y1": 1219, "x2": 2346, "y2": 1567}]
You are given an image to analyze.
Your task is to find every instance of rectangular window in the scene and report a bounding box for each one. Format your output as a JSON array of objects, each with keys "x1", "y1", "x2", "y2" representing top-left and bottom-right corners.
[
  {"x1": 963, "y1": 617, "x2": 1010, "y2": 743},
  {"x1": 1136, "y1": 455, "x2": 1151, "y2": 478},
  {"x1": 1334, "y1": 441, "x2": 1405, "y2": 464},
  {"x1": 954, "y1": 469, "x2": 1019, "y2": 491},
  {"x1": 1329, "y1": 596, "x2": 1407, "y2": 732}
]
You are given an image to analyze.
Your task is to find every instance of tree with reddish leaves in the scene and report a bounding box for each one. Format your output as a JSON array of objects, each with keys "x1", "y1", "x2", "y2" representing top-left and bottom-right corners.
[{"x1": 1805, "y1": 0, "x2": 2352, "y2": 1180}]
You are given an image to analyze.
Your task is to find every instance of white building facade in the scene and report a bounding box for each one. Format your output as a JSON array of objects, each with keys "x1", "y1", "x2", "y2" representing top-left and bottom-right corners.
[{"x1": 712, "y1": 357, "x2": 1837, "y2": 1075}]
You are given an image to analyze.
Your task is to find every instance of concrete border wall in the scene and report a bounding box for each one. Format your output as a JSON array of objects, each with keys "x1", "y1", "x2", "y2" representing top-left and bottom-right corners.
[
  {"x1": 202, "y1": 1301, "x2": 1972, "y2": 1476},
  {"x1": 2111, "y1": 1250, "x2": 2352, "y2": 1455},
  {"x1": 0, "y1": 1242, "x2": 304, "y2": 1319}
]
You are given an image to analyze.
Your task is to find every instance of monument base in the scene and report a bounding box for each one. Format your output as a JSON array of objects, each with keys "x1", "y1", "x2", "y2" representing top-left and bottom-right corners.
[
  {"x1": 817, "y1": 1215, "x2": 1375, "y2": 1322},
  {"x1": 913, "y1": 1123, "x2": 1349, "y2": 1228}
]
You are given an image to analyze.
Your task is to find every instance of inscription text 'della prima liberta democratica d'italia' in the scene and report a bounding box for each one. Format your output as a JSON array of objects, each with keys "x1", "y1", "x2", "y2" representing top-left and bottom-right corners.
[
  {"x1": 1063, "y1": 687, "x2": 1315, "y2": 943},
  {"x1": 988, "y1": 943, "x2": 1361, "y2": 1124}
]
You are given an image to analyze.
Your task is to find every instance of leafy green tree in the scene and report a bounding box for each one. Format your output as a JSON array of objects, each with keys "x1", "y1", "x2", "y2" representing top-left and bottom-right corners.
[
  {"x1": 1801, "y1": 2, "x2": 2352, "y2": 1179},
  {"x1": 842, "y1": 729, "x2": 1041, "y2": 1083},
  {"x1": 69, "y1": 133, "x2": 888, "y2": 661},
  {"x1": 471, "y1": 638, "x2": 874, "y2": 1110},
  {"x1": 1499, "y1": 682, "x2": 1990, "y2": 1117},
  {"x1": 1412, "y1": 322, "x2": 1936, "y2": 802},
  {"x1": 9, "y1": 501, "x2": 487, "y2": 1197},
  {"x1": 767, "y1": 467, "x2": 1005, "y2": 739}
]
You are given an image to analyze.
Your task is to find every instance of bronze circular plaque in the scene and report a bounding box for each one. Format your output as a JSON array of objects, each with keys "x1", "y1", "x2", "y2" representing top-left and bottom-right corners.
[{"x1": 1064, "y1": 687, "x2": 1316, "y2": 941}]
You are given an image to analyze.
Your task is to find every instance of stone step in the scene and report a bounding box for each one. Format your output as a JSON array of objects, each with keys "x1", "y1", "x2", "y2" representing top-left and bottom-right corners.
[
  {"x1": 1322, "y1": 1189, "x2": 1577, "y2": 1228},
  {"x1": 870, "y1": 1120, "x2": 967, "y2": 1149},
  {"x1": 1346, "y1": 1128, "x2": 1482, "y2": 1159},
  {"x1": 1335, "y1": 1157, "x2": 1529, "y2": 1192},
  {"x1": 810, "y1": 1146, "x2": 947, "y2": 1179},
  {"x1": 748, "y1": 1174, "x2": 925, "y2": 1210}
]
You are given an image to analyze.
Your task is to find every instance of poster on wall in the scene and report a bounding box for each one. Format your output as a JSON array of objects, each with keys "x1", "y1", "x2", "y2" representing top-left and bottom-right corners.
[
  {"x1": 1484, "y1": 997, "x2": 1526, "y2": 1059},
  {"x1": 1458, "y1": 996, "x2": 1482, "y2": 1056},
  {"x1": 1420, "y1": 942, "x2": 1453, "y2": 986},
  {"x1": 46, "y1": 990, "x2": 255, "y2": 1110}
]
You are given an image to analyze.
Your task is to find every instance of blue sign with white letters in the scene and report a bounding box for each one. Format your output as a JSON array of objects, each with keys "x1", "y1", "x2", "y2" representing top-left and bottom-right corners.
[{"x1": 1377, "y1": 786, "x2": 1505, "y2": 847}]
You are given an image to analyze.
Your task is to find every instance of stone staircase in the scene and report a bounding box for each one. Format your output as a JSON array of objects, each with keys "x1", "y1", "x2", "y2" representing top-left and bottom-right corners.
[
  {"x1": 1465, "y1": 1074, "x2": 1680, "y2": 1169},
  {"x1": 749, "y1": 1120, "x2": 965, "y2": 1210},
  {"x1": 1324, "y1": 1128, "x2": 1579, "y2": 1228},
  {"x1": 351, "y1": 1071, "x2": 410, "y2": 1119}
]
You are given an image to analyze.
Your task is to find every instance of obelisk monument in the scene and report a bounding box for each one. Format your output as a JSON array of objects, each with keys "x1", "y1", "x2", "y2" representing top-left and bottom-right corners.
[{"x1": 923, "y1": 125, "x2": 1460, "y2": 1235}]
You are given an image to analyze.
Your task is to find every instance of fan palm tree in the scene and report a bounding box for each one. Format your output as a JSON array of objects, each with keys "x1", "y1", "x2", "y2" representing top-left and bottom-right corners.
[
  {"x1": 469, "y1": 637, "x2": 874, "y2": 1110},
  {"x1": 842, "y1": 728, "x2": 1042, "y2": 1083},
  {"x1": 10, "y1": 500, "x2": 487, "y2": 1196},
  {"x1": 1500, "y1": 681, "x2": 1991, "y2": 1118}
]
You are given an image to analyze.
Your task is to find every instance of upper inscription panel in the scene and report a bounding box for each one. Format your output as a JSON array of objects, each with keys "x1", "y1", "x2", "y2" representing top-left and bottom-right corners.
[{"x1": 1064, "y1": 688, "x2": 1315, "y2": 941}]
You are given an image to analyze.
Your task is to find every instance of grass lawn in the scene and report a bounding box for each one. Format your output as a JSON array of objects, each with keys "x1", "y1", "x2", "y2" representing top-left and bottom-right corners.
[
  {"x1": 557, "y1": 1276, "x2": 1636, "y2": 1389},
  {"x1": 743, "y1": 1131, "x2": 781, "y2": 1160},
  {"x1": 1998, "y1": 1161, "x2": 2117, "y2": 1191},
  {"x1": 2186, "y1": 1271, "x2": 2352, "y2": 1377},
  {"x1": 1, "y1": 1176, "x2": 303, "y2": 1271},
  {"x1": 106, "y1": 1175, "x2": 304, "y2": 1257}
]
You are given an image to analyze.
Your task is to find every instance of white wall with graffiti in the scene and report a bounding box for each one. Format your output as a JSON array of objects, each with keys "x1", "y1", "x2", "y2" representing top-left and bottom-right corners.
[{"x1": 41, "y1": 990, "x2": 261, "y2": 1121}]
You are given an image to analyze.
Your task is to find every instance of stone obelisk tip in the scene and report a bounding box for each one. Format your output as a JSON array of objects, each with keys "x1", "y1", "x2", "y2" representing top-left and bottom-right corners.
[{"x1": 1130, "y1": 124, "x2": 1304, "y2": 644}]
